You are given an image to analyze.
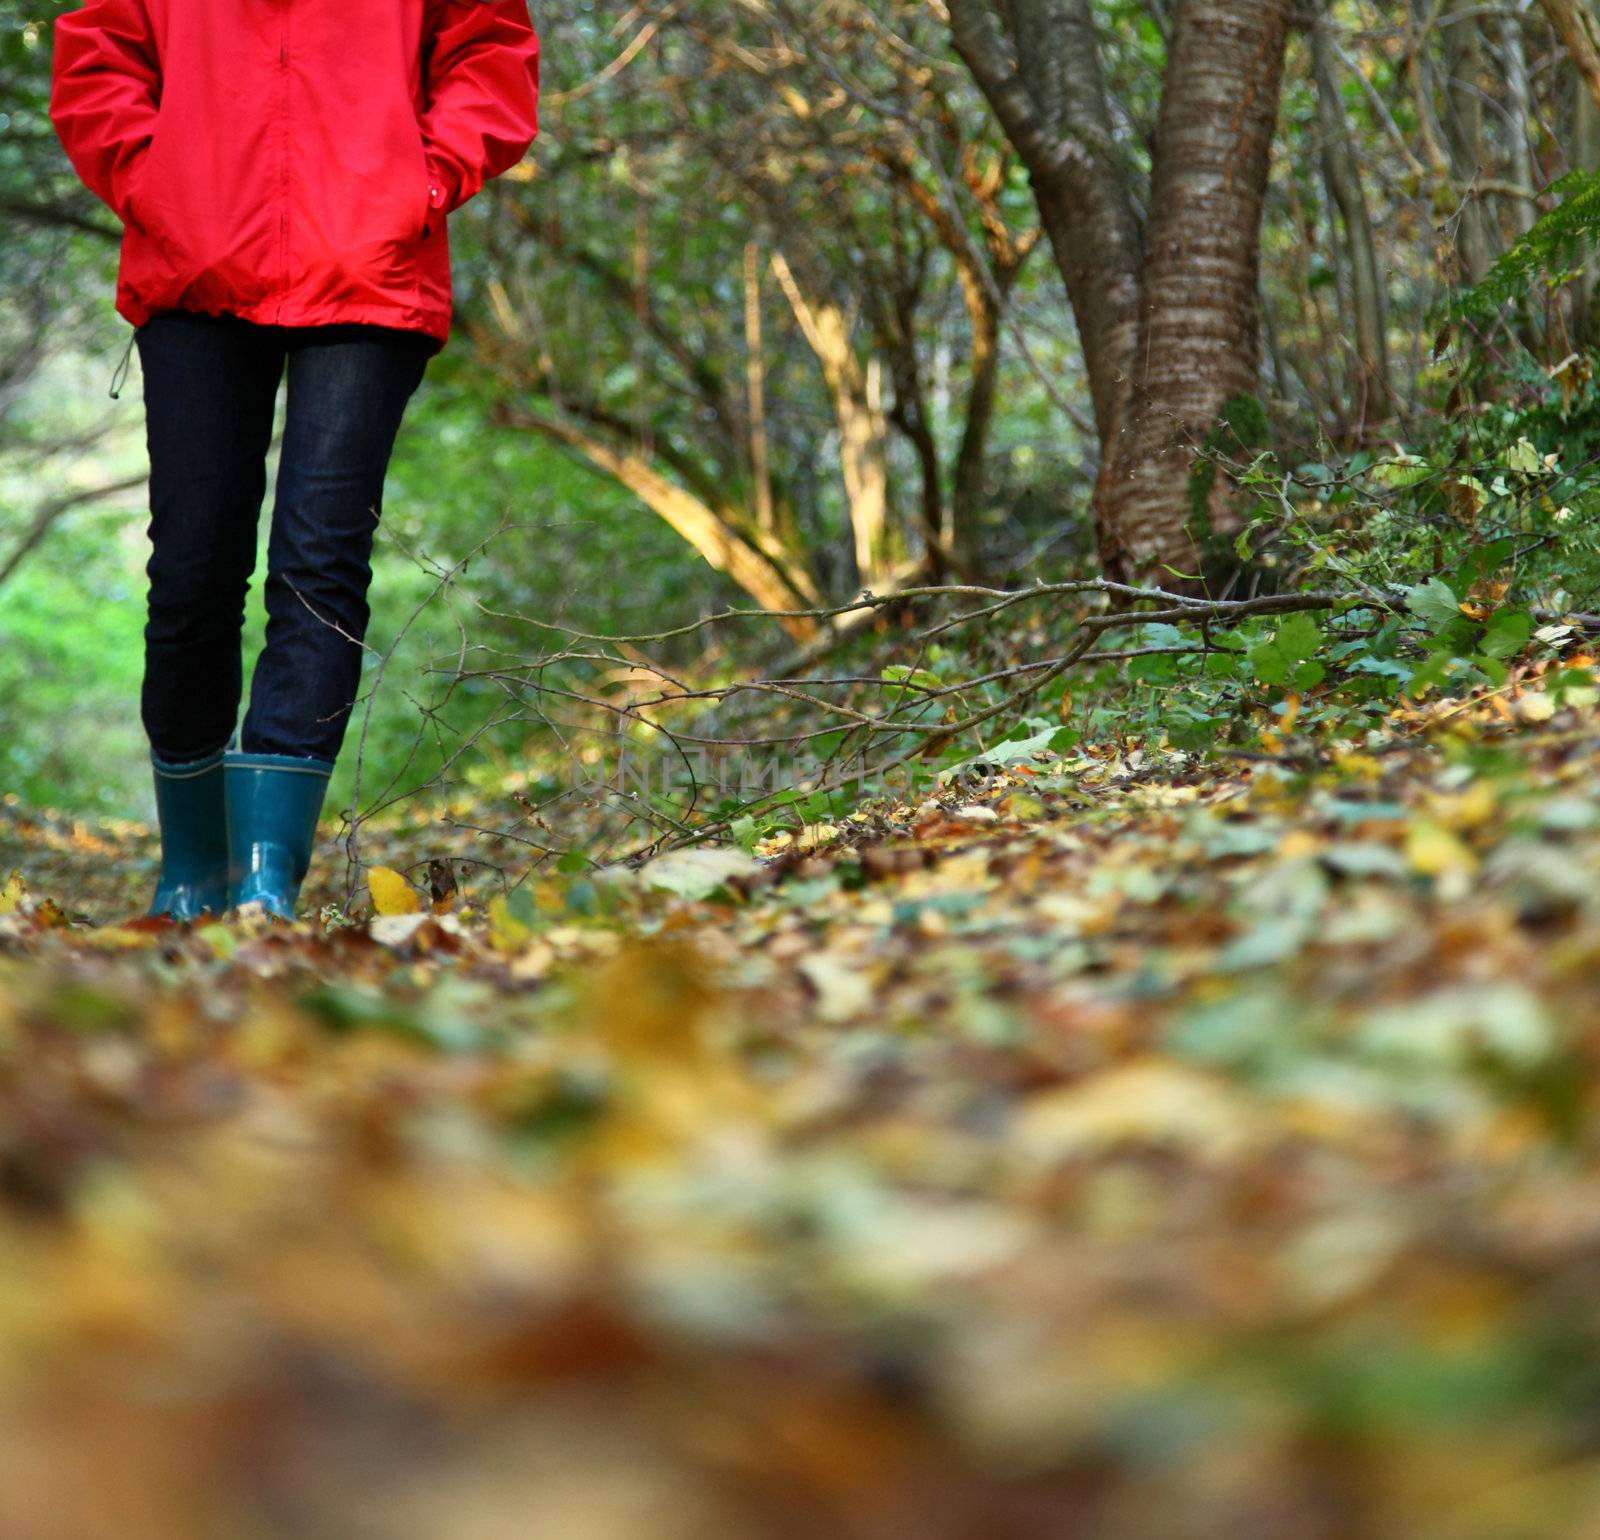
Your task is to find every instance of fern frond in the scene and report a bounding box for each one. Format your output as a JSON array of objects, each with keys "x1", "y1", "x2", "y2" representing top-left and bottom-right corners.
[{"x1": 1451, "y1": 169, "x2": 1600, "y2": 325}]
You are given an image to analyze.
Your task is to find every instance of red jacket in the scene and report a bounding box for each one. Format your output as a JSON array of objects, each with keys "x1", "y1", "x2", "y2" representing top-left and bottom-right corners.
[{"x1": 50, "y1": 0, "x2": 540, "y2": 350}]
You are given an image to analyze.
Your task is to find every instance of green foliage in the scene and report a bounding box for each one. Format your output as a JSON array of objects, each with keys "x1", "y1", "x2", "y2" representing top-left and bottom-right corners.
[
  {"x1": 8, "y1": 0, "x2": 1600, "y2": 844},
  {"x1": 1188, "y1": 392, "x2": 1272, "y2": 540},
  {"x1": 1450, "y1": 168, "x2": 1600, "y2": 329},
  {"x1": 0, "y1": 509, "x2": 146, "y2": 811},
  {"x1": 1248, "y1": 611, "x2": 1324, "y2": 691},
  {"x1": 324, "y1": 366, "x2": 727, "y2": 819}
]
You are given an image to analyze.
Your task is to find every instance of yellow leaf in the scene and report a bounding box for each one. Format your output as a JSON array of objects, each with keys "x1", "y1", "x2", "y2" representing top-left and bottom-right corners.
[
  {"x1": 797, "y1": 954, "x2": 874, "y2": 1024},
  {"x1": 1278, "y1": 829, "x2": 1324, "y2": 860},
  {"x1": 1017, "y1": 1060, "x2": 1266, "y2": 1164},
  {"x1": 1333, "y1": 751, "x2": 1384, "y2": 783},
  {"x1": 1431, "y1": 779, "x2": 1497, "y2": 831},
  {"x1": 797, "y1": 822, "x2": 837, "y2": 853},
  {"x1": 486, "y1": 893, "x2": 533, "y2": 952},
  {"x1": 367, "y1": 865, "x2": 421, "y2": 916},
  {"x1": 82, "y1": 926, "x2": 159, "y2": 951},
  {"x1": 581, "y1": 939, "x2": 720, "y2": 1066},
  {"x1": 1405, "y1": 820, "x2": 1477, "y2": 877},
  {"x1": 0, "y1": 869, "x2": 25, "y2": 915}
]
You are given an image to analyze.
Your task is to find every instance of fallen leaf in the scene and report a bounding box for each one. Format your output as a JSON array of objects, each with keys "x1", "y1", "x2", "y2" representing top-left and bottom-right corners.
[
  {"x1": 640, "y1": 846, "x2": 761, "y2": 899},
  {"x1": 368, "y1": 865, "x2": 422, "y2": 916}
]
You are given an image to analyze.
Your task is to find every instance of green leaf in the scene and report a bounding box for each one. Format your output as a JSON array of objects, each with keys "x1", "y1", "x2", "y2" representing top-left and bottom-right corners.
[
  {"x1": 941, "y1": 723, "x2": 1069, "y2": 781},
  {"x1": 881, "y1": 665, "x2": 941, "y2": 692},
  {"x1": 1405, "y1": 578, "x2": 1463, "y2": 632},
  {"x1": 1250, "y1": 640, "x2": 1288, "y2": 686},
  {"x1": 1406, "y1": 649, "x2": 1459, "y2": 697},
  {"x1": 1369, "y1": 453, "x2": 1431, "y2": 490},
  {"x1": 1249, "y1": 614, "x2": 1322, "y2": 688},
  {"x1": 1277, "y1": 612, "x2": 1324, "y2": 661},
  {"x1": 1480, "y1": 610, "x2": 1532, "y2": 659},
  {"x1": 1129, "y1": 652, "x2": 1180, "y2": 683},
  {"x1": 1503, "y1": 437, "x2": 1543, "y2": 475},
  {"x1": 1142, "y1": 623, "x2": 1185, "y2": 648},
  {"x1": 1456, "y1": 537, "x2": 1515, "y2": 589}
]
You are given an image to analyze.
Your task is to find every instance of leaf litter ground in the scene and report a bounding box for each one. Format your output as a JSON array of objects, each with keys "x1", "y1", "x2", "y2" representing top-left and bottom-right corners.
[{"x1": 3, "y1": 672, "x2": 1600, "y2": 1538}]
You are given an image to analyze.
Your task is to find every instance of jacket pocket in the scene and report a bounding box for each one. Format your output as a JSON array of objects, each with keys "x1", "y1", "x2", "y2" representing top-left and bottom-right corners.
[
  {"x1": 123, "y1": 111, "x2": 189, "y2": 265},
  {"x1": 120, "y1": 103, "x2": 272, "y2": 309},
  {"x1": 123, "y1": 119, "x2": 166, "y2": 234}
]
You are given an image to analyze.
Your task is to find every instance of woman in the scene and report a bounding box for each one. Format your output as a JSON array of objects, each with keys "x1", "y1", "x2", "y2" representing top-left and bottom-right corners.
[{"x1": 48, "y1": 0, "x2": 540, "y2": 920}]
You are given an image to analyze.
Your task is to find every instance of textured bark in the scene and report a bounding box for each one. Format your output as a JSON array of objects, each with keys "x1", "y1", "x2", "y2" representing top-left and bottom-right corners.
[
  {"x1": 1093, "y1": 0, "x2": 1292, "y2": 586},
  {"x1": 1545, "y1": 0, "x2": 1600, "y2": 345},
  {"x1": 947, "y1": 0, "x2": 1291, "y2": 588},
  {"x1": 946, "y1": 0, "x2": 1142, "y2": 442}
]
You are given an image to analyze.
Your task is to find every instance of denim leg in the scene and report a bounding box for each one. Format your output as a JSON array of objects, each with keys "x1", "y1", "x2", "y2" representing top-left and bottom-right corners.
[
  {"x1": 239, "y1": 326, "x2": 429, "y2": 762},
  {"x1": 136, "y1": 312, "x2": 284, "y2": 763}
]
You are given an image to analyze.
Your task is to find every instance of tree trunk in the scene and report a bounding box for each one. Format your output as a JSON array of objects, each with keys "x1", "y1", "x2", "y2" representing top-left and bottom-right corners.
[
  {"x1": 1574, "y1": 77, "x2": 1600, "y2": 345},
  {"x1": 494, "y1": 404, "x2": 820, "y2": 636},
  {"x1": 1540, "y1": 0, "x2": 1600, "y2": 112},
  {"x1": 1543, "y1": 2, "x2": 1600, "y2": 342},
  {"x1": 951, "y1": 266, "x2": 1004, "y2": 575},
  {"x1": 1440, "y1": 11, "x2": 1492, "y2": 286},
  {"x1": 1093, "y1": 0, "x2": 1292, "y2": 586},
  {"x1": 947, "y1": 0, "x2": 1291, "y2": 588},
  {"x1": 1498, "y1": 8, "x2": 1537, "y2": 242},
  {"x1": 744, "y1": 241, "x2": 777, "y2": 540},
  {"x1": 769, "y1": 251, "x2": 900, "y2": 590},
  {"x1": 945, "y1": 0, "x2": 1143, "y2": 444},
  {"x1": 869, "y1": 141, "x2": 1034, "y2": 580},
  {"x1": 1312, "y1": 4, "x2": 1392, "y2": 427}
]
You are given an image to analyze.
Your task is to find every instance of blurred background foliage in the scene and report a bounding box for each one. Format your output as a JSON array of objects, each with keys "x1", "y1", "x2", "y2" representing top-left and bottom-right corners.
[{"x1": 5, "y1": 0, "x2": 1600, "y2": 819}]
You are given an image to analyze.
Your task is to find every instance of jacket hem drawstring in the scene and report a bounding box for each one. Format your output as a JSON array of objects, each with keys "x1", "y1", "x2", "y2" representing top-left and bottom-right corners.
[{"x1": 108, "y1": 330, "x2": 136, "y2": 399}]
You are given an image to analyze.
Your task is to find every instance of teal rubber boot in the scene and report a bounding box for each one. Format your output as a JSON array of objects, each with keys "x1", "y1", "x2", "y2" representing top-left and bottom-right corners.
[
  {"x1": 148, "y1": 747, "x2": 230, "y2": 920},
  {"x1": 224, "y1": 750, "x2": 335, "y2": 919}
]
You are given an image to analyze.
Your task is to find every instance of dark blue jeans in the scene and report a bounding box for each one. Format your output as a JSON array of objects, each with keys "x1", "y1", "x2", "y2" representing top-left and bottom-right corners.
[{"x1": 134, "y1": 311, "x2": 434, "y2": 764}]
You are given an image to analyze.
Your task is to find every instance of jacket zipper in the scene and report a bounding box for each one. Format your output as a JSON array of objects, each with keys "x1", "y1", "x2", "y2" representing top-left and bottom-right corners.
[{"x1": 275, "y1": 15, "x2": 289, "y2": 319}]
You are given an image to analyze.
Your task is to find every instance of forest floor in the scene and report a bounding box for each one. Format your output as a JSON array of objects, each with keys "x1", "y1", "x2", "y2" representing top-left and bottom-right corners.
[{"x1": 4, "y1": 668, "x2": 1600, "y2": 1539}]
